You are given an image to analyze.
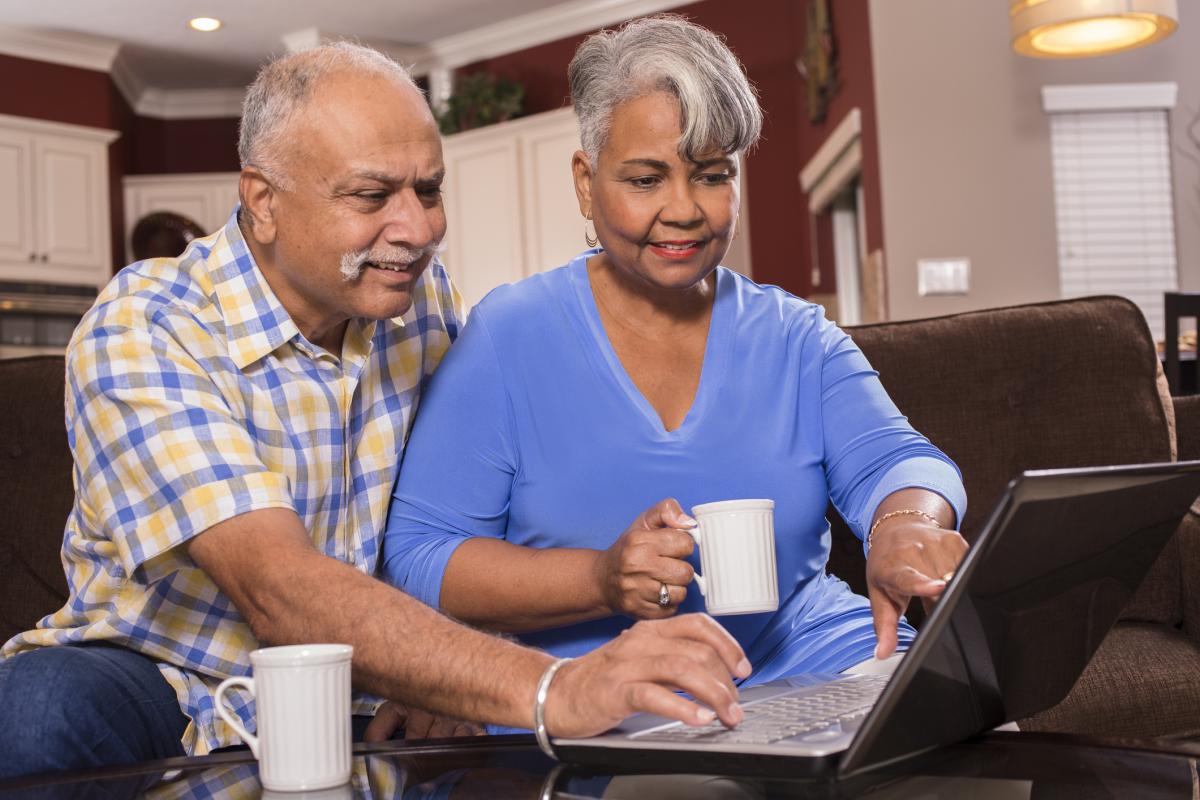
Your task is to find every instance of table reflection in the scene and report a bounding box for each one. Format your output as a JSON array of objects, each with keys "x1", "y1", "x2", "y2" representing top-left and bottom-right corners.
[{"x1": 1, "y1": 734, "x2": 1197, "y2": 800}]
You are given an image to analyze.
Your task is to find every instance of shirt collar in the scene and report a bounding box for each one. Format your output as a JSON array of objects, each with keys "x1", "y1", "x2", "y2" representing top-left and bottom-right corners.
[{"x1": 208, "y1": 210, "x2": 303, "y2": 370}]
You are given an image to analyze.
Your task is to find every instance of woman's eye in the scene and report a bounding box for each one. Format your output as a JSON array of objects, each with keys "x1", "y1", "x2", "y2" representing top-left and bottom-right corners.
[
  {"x1": 698, "y1": 172, "x2": 732, "y2": 185},
  {"x1": 628, "y1": 176, "x2": 660, "y2": 188}
]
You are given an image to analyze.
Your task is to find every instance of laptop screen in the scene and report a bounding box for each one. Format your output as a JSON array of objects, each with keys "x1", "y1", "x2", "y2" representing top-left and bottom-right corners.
[{"x1": 841, "y1": 462, "x2": 1200, "y2": 774}]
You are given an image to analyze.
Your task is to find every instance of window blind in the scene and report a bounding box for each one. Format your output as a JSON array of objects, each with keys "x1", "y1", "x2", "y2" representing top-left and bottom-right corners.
[{"x1": 1049, "y1": 108, "x2": 1177, "y2": 341}]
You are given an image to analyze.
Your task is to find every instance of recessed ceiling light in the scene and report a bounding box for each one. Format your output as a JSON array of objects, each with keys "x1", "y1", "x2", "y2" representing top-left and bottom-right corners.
[{"x1": 188, "y1": 17, "x2": 222, "y2": 33}]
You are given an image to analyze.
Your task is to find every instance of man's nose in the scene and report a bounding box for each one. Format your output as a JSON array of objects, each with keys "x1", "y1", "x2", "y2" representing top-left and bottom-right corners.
[{"x1": 383, "y1": 189, "x2": 437, "y2": 248}]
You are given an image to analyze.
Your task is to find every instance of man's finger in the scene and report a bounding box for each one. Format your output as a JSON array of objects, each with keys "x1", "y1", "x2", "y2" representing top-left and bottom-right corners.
[
  {"x1": 626, "y1": 682, "x2": 727, "y2": 728},
  {"x1": 652, "y1": 614, "x2": 751, "y2": 679}
]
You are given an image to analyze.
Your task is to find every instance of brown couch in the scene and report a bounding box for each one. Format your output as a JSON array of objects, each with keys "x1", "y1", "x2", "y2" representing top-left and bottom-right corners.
[
  {"x1": 826, "y1": 295, "x2": 1200, "y2": 739},
  {"x1": 2, "y1": 295, "x2": 1197, "y2": 740}
]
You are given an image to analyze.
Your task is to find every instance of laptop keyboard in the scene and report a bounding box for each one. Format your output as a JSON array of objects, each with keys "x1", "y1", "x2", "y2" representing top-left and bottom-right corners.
[{"x1": 632, "y1": 674, "x2": 889, "y2": 746}]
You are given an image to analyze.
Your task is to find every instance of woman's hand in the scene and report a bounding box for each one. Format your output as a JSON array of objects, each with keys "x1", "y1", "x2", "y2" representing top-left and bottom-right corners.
[
  {"x1": 594, "y1": 498, "x2": 697, "y2": 619},
  {"x1": 363, "y1": 700, "x2": 485, "y2": 742},
  {"x1": 865, "y1": 517, "x2": 968, "y2": 659}
]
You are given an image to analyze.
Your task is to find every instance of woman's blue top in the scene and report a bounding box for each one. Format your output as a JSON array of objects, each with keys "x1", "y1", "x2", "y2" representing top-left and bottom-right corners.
[{"x1": 382, "y1": 253, "x2": 966, "y2": 683}]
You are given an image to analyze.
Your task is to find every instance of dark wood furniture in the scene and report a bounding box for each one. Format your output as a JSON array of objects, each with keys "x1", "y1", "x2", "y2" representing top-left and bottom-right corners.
[{"x1": 1164, "y1": 291, "x2": 1200, "y2": 395}]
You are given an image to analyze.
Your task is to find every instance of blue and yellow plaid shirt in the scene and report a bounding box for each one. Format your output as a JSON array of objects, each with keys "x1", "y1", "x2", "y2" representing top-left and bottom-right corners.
[{"x1": 1, "y1": 211, "x2": 464, "y2": 755}]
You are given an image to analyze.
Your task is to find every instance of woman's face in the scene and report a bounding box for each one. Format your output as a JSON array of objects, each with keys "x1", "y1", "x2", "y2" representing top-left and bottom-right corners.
[{"x1": 573, "y1": 91, "x2": 740, "y2": 292}]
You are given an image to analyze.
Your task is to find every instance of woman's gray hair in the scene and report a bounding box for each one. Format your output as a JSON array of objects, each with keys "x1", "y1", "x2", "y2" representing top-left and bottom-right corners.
[
  {"x1": 568, "y1": 15, "x2": 762, "y2": 166},
  {"x1": 238, "y1": 41, "x2": 419, "y2": 189}
]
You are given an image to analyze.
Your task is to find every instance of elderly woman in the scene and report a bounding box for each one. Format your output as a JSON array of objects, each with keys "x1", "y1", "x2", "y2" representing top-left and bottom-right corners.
[{"x1": 382, "y1": 16, "x2": 968, "y2": 690}]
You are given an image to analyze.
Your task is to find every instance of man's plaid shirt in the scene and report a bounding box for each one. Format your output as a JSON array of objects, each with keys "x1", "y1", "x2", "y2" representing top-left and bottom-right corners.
[{"x1": 1, "y1": 211, "x2": 464, "y2": 754}]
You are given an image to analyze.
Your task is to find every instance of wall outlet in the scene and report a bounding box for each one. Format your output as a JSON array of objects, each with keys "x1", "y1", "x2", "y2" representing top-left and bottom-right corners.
[{"x1": 918, "y1": 258, "x2": 970, "y2": 296}]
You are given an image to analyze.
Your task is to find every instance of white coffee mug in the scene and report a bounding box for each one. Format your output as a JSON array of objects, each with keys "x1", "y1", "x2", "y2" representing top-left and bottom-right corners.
[
  {"x1": 216, "y1": 643, "x2": 353, "y2": 792},
  {"x1": 687, "y1": 499, "x2": 779, "y2": 616}
]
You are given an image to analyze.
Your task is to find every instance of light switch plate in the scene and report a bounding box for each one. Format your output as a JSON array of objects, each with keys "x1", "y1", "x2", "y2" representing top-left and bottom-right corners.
[{"x1": 918, "y1": 258, "x2": 970, "y2": 296}]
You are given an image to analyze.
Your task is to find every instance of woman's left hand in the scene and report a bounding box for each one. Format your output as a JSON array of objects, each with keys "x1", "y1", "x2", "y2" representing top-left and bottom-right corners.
[
  {"x1": 865, "y1": 519, "x2": 968, "y2": 660},
  {"x1": 364, "y1": 700, "x2": 486, "y2": 742}
]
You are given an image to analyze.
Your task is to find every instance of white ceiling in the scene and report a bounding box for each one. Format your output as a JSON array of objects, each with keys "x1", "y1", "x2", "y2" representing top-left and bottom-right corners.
[{"x1": 0, "y1": 0, "x2": 613, "y2": 89}]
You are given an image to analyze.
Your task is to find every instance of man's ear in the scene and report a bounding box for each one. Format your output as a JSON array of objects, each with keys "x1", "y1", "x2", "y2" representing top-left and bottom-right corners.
[
  {"x1": 571, "y1": 150, "x2": 594, "y2": 219},
  {"x1": 239, "y1": 168, "x2": 278, "y2": 245}
]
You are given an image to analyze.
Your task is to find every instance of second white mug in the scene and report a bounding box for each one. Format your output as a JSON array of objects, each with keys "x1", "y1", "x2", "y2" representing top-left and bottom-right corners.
[
  {"x1": 215, "y1": 643, "x2": 353, "y2": 792},
  {"x1": 687, "y1": 499, "x2": 779, "y2": 616}
]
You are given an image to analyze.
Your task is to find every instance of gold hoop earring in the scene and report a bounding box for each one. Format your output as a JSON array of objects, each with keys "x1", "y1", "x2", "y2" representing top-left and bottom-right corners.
[{"x1": 584, "y1": 217, "x2": 598, "y2": 248}]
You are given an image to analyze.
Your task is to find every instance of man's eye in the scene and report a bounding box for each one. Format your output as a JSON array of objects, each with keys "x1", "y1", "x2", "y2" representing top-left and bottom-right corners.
[
  {"x1": 417, "y1": 186, "x2": 443, "y2": 198},
  {"x1": 628, "y1": 176, "x2": 660, "y2": 188},
  {"x1": 355, "y1": 191, "x2": 389, "y2": 202}
]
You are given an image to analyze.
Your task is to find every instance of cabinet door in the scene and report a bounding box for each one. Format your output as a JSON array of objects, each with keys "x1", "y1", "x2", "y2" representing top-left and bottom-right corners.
[
  {"x1": 0, "y1": 129, "x2": 36, "y2": 268},
  {"x1": 33, "y1": 133, "x2": 110, "y2": 278},
  {"x1": 441, "y1": 136, "x2": 525, "y2": 309},
  {"x1": 519, "y1": 111, "x2": 585, "y2": 276}
]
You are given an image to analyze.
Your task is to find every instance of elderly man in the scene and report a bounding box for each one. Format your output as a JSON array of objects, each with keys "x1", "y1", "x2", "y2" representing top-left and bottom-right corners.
[{"x1": 0, "y1": 42, "x2": 747, "y2": 777}]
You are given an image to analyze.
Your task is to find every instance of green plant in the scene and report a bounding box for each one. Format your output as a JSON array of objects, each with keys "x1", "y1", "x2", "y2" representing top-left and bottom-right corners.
[{"x1": 437, "y1": 73, "x2": 524, "y2": 135}]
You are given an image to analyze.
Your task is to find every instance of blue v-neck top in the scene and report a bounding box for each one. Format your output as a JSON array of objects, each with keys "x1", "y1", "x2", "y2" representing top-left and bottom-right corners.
[{"x1": 383, "y1": 253, "x2": 966, "y2": 680}]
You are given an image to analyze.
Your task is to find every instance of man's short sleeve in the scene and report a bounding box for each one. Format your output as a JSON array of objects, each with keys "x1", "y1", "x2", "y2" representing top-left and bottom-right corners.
[{"x1": 68, "y1": 320, "x2": 294, "y2": 583}]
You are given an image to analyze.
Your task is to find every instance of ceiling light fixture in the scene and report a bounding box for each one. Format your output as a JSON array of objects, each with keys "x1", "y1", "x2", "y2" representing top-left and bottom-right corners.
[
  {"x1": 188, "y1": 17, "x2": 223, "y2": 33},
  {"x1": 1011, "y1": 0, "x2": 1178, "y2": 58}
]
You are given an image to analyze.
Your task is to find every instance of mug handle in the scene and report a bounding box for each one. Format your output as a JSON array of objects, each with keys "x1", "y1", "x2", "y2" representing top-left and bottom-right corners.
[
  {"x1": 215, "y1": 677, "x2": 259, "y2": 758},
  {"x1": 684, "y1": 525, "x2": 706, "y2": 597}
]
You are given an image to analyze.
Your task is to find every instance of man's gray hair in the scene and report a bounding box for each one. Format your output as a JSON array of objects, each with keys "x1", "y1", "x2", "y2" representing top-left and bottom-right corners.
[
  {"x1": 568, "y1": 15, "x2": 762, "y2": 166},
  {"x1": 238, "y1": 41, "x2": 419, "y2": 189}
]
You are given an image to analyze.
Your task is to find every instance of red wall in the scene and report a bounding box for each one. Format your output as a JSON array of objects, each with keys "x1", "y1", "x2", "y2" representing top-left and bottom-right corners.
[
  {"x1": 459, "y1": 0, "x2": 882, "y2": 298},
  {"x1": 0, "y1": 54, "x2": 240, "y2": 273}
]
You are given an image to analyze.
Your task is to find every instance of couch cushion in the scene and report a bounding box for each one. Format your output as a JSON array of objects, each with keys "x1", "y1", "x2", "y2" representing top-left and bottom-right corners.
[
  {"x1": 1019, "y1": 622, "x2": 1200, "y2": 738},
  {"x1": 828, "y1": 297, "x2": 1176, "y2": 626},
  {"x1": 0, "y1": 357, "x2": 72, "y2": 643}
]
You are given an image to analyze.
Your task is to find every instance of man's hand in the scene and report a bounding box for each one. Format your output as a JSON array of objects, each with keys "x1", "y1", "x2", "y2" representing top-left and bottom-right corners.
[
  {"x1": 363, "y1": 700, "x2": 485, "y2": 742},
  {"x1": 594, "y1": 499, "x2": 697, "y2": 619},
  {"x1": 544, "y1": 613, "x2": 751, "y2": 738},
  {"x1": 866, "y1": 518, "x2": 968, "y2": 659}
]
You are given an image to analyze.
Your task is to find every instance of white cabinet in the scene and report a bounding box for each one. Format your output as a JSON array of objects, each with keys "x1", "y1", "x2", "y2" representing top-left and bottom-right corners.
[
  {"x1": 0, "y1": 114, "x2": 119, "y2": 287},
  {"x1": 122, "y1": 172, "x2": 241, "y2": 262},
  {"x1": 441, "y1": 108, "x2": 586, "y2": 309}
]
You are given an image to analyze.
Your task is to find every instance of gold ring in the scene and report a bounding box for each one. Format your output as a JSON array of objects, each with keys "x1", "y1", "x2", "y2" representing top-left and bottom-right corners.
[{"x1": 940, "y1": 571, "x2": 955, "y2": 582}]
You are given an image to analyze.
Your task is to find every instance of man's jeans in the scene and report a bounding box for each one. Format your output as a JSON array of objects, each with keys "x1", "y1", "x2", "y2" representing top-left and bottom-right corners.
[{"x1": 0, "y1": 644, "x2": 188, "y2": 779}]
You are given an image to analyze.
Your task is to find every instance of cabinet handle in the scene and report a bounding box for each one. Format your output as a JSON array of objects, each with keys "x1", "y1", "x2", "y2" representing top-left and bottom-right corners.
[
  {"x1": 28, "y1": 253, "x2": 35, "y2": 261},
  {"x1": 40, "y1": 254, "x2": 48, "y2": 262}
]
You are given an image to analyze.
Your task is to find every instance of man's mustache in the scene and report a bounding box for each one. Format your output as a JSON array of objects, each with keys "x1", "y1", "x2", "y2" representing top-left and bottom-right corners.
[{"x1": 339, "y1": 244, "x2": 439, "y2": 281}]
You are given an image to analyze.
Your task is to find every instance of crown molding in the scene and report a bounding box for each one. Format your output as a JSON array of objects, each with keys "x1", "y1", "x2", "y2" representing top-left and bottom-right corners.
[
  {"x1": 427, "y1": 0, "x2": 687, "y2": 69},
  {"x1": 0, "y1": 25, "x2": 121, "y2": 72},
  {"x1": 136, "y1": 87, "x2": 246, "y2": 120},
  {"x1": 108, "y1": 51, "x2": 145, "y2": 111},
  {"x1": 1, "y1": 0, "x2": 690, "y2": 120}
]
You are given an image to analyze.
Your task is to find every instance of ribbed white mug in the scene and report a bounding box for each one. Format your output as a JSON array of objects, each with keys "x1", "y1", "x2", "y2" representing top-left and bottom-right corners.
[
  {"x1": 215, "y1": 644, "x2": 353, "y2": 792},
  {"x1": 687, "y1": 499, "x2": 779, "y2": 616}
]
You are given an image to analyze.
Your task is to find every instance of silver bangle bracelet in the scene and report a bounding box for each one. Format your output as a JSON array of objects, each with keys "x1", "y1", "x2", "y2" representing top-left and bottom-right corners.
[{"x1": 534, "y1": 657, "x2": 572, "y2": 760}]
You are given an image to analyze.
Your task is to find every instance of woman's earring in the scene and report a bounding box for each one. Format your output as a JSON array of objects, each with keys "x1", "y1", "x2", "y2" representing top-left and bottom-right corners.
[{"x1": 584, "y1": 217, "x2": 598, "y2": 248}]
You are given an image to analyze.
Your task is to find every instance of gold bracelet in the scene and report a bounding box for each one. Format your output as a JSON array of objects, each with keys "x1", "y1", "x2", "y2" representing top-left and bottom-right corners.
[{"x1": 868, "y1": 509, "x2": 942, "y2": 550}]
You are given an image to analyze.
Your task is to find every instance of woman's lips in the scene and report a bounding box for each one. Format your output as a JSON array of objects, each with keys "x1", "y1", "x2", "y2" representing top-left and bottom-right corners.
[{"x1": 648, "y1": 240, "x2": 703, "y2": 260}]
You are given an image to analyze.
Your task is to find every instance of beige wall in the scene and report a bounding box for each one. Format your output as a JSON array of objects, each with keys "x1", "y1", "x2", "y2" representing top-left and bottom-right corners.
[{"x1": 868, "y1": 0, "x2": 1200, "y2": 321}]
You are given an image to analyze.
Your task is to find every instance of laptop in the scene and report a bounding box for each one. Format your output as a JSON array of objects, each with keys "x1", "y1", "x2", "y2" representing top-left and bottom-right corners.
[{"x1": 552, "y1": 461, "x2": 1200, "y2": 778}]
